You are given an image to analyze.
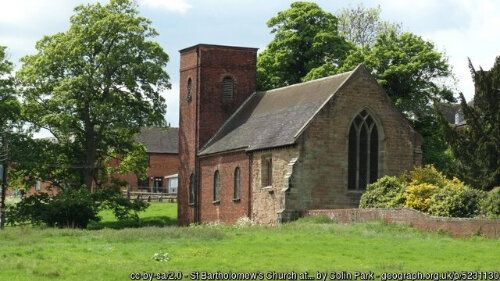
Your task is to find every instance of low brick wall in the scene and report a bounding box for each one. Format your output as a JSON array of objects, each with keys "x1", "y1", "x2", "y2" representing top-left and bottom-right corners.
[{"x1": 307, "y1": 208, "x2": 500, "y2": 238}]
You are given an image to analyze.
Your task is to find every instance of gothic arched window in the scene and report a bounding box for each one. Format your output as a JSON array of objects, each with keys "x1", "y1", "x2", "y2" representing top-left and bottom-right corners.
[
  {"x1": 222, "y1": 76, "x2": 234, "y2": 101},
  {"x1": 233, "y1": 167, "x2": 240, "y2": 200},
  {"x1": 187, "y1": 78, "x2": 192, "y2": 103},
  {"x1": 213, "y1": 170, "x2": 221, "y2": 202},
  {"x1": 348, "y1": 110, "x2": 379, "y2": 190}
]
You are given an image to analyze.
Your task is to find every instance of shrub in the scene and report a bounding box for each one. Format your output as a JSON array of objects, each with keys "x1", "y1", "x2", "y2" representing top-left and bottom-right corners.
[
  {"x1": 401, "y1": 165, "x2": 448, "y2": 188},
  {"x1": 8, "y1": 187, "x2": 149, "y2": 228},
  {"x1": 7, "y1": 188, "x2": 99, "y2": 228},
  {"x1": 429, "y1": 185, "x2": 485, "y2": 218},
  {"x1": 480, "y1": 187, "x2": 500, "y2": 218},
  {"x1": 403, "y1": 183, "x2": 439, "y2": 212},
  {"x1": 359, "y1": 176, "x2": 405, "y2": 208}
]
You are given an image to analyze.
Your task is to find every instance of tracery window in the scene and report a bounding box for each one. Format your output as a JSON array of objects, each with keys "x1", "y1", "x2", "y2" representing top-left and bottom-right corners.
[{"x1": 348, "y1": 110, "x2": 379, "y2": 190}]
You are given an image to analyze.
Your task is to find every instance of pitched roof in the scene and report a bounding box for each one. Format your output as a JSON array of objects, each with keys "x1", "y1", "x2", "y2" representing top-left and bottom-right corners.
[
  {"x1": 136, "y1": 127, "x2": 178, "y2": 154},
  {"x1": 199, "y1": 67, "x2": 358, "y2": 156}
]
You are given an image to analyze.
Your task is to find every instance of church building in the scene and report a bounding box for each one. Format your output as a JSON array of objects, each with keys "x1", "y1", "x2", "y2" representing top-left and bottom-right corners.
[{"x1": 177, "y1": 44, "x2": 422, "y2": 225}]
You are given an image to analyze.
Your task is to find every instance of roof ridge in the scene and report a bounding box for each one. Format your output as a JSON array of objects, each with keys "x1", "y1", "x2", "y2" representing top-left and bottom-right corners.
[
  {"x1": 262, "y1": 70, "x2": 354, "y2": 95},
  {"x1": 293, "y1": 64, "x2": 364, "y2": 139}
]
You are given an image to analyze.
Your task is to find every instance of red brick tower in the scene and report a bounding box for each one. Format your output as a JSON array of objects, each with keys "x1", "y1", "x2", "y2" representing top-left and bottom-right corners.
[{"x1": 178, "y1": 44, "x2": 257, "y2": 225}]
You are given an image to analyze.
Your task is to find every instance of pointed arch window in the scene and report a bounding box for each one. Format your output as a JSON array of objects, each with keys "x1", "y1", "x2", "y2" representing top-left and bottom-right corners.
[
  {"x1": 186, "y1": 78, "x2": 192, "y2": 103},
  {"x1": 348, "y1": 110, "x2": 379, "y2": 190},
  {"x1": 222, "y1": 76, "x2": 234, "y2": 101},
  {"x1": 233, "y1": 167, "x2": 241, "y2": 200},
  {"x1": 213, "y1": 170, "x2": 221, "y2": 202}
]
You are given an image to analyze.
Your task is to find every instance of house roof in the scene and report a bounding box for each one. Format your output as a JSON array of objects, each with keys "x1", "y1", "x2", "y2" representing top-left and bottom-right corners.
[
  {"x1": 136, "y1": 127, "x2": 178, "y2": 154},
  {"x1": 199, "y1": 66, "x2": 360, "y2": 156}
]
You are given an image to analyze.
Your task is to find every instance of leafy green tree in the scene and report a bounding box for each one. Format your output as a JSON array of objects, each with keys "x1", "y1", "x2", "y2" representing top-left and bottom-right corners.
[
  {"x1": 0, "y1": 45, "x2": 21, "y2": 228},
  {"x1": 439, "y1": 58, "x2": 500, "y2": 190},
  {"x1": 0, "y1": 46, "x2": 20, "y2": 128},
  {"x1": 336, "y1": 4, "x2": 401, "y2": 47},
  {"x1": 340, "y1": 31, "x2": 454, "y2": 119},
  {"x1": 256, "y1": 1, "x2": 353, "y2": 90},
  {"x1": 338, "y1": 31, "x2": 455, "y2": 170},
  {"x1": 17, "y1": 0, "x2": 170, "y2": 190}
]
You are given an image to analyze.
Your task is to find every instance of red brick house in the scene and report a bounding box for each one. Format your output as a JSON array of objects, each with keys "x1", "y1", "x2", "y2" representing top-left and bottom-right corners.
[
  {"x1": 29, "y1": 127, "x2": 180, "y2": 195},
  {"x1": 178, "y1": 44, "x2": 422, "y2": 225},
  {"x1": 113, "y1": 127, "x2": 179, "y2": 193}
]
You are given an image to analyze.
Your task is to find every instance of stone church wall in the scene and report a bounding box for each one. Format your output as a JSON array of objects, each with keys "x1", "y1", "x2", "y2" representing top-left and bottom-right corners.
[{"x1": 287, "y1": 69, "x2": 422, "y2": 216}]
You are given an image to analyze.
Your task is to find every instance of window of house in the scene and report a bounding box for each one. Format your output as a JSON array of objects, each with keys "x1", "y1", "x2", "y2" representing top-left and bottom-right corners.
[
  {"x1": 213, "y1": 170, "x2": 221, "y2": 202},
  {"x1": 233, "y1": 167, "x2": 241, "y2": 200},
  {"x1": 189, "y1": 173, "x2": 195, "y2": 205},
  {"x1": 222, "y1": 76, "x2": 234, "y2": 101},
  {"x1": 153, "y1": 177, "x2": 163, "y2": 193},
  {"x1": 348, "y1": 110, "x2": 379, "y2": 190},
  {"x1": 261, "y1": 155, "x2": 273, "y2": 187},
  {"x1": 167, "y1": 177, "x2": 178, "y2": 194},
  {"x1": 137, "y1": 177, "x2": 149, "y2": 191},
  {"x1": 187, "y1": 78, "x2": 192, "y2": 103}
]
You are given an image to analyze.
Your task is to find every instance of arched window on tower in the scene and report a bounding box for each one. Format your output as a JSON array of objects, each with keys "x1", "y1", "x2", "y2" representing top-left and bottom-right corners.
[
  {"x1": 186, "y1": 78, "x2": 192, "y2": 103},
  {"x1": 213, "y1": 170, "x2": 221, "y2": 202},
  {"x1": 222, "y1": 76, "x2": 234, "y2": 101},
  {"x1": 348, "y1": 110, "x2": 379, "y2": 190}
]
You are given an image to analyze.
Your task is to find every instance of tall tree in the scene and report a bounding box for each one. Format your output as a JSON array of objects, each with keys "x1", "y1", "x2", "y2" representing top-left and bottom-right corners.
[
  {"x1": 340, "y1": 31, "x2": 453, "y2": 119},
  {"x1": 439, "y1": 58, "x2": 500, "y2": 190},
  {"x1": 337, "y1": 4, "x2": 401, "y2": 47},
  {"x1": 256, "y1": 2, "x2": 353, "y2": 90},
  {"x1": 17, "y1": 0, "x2": 170, "y2": 190},
  {"x1": 0, "y1": 45, "x2": 20, "y2": 228},
  {"x1": 339, "y1": 31, "x2": 455, "y2": 170}
]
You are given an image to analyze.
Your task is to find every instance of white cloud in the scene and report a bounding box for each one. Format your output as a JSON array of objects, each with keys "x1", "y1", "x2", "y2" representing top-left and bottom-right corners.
[
  {"x1": 140, "y1": 0, "x2": 192, "y2": 14},
  {"x1": 0, "y1": 0, "x2": 79, "y2": 27},
  {"x1": 419, "y1": 0, "x2": 500, "y2": 100},
  {"x1": 374, "y1": 0, "x2": 500, "y2": 101},
  {"x1": 161, "y1": 84, "x2": 180, "y2": 126}
]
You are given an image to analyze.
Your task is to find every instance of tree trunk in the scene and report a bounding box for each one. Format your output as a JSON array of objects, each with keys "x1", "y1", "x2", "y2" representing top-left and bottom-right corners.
[
  {"x1": 0, "y1": 149, "x2": 7, "y2": 229},
  {"x1": 83, "y1": 104, "x2": 96, "y2": 192}
]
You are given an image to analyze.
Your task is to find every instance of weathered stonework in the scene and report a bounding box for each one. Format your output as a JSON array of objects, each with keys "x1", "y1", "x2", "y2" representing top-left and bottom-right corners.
[
  {"x1": 251, "y1": 147, "x2": 299, "y2": 224},
  {"x1": 284, "y1": 69, "x2": 422, "y2": 218}
]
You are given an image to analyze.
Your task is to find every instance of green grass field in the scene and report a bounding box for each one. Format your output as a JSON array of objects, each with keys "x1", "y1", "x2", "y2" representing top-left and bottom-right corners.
[{"x1": 0, "y1": 203, "x2": 498, "y2": 281}]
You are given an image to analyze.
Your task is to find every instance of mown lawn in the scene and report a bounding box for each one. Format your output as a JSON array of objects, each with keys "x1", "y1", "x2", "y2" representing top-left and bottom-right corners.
[{"x1": 0, "y1": 203, "x2": 498, "y2": 281}]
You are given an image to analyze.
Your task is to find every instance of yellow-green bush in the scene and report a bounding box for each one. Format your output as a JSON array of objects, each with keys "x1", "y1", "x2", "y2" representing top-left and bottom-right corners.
[
  {"x1": 403, "y1": 183, "x2": 439, "y2": 212},
  {"x1": 480, "y1": 187, "x2": 500, "y2": 218},
  {"x1": 360, "y1": 165, "x2": 490, "y2": 218},
  {"x1": 401, "y1": 165, "x2": 448, "y2": 188},
  {"x1": 429, "y1": 185, "x2": 485, "y2": 218},
  {"x1": 359, "y1": 176, "x2": 405, "y2": 208}
]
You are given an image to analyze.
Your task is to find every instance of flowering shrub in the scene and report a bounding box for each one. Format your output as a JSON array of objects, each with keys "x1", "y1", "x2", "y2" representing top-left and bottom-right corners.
[
  {"x1": 360, "y1": 165, "x2": 493, "y2": 218},
  {"x1": 403, "y1": 183, "x2": 438, "y2": 212}
]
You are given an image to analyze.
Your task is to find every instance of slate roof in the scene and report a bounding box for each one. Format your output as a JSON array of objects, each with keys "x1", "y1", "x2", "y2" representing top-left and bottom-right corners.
[
  {"x1": 136, "y1": 127, "x2": 178, "y2": 154},
  {"x1": 199, "y1": 67, "x2": 358, "y2": 156}
]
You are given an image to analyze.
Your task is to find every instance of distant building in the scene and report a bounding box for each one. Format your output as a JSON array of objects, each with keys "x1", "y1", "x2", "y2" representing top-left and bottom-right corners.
[
  {"x1": 27, "y1": 127, "x2": 180, "y2": 195},
  {"x1": 112, "y1": 127, "x2": 180, "y2": 194}
]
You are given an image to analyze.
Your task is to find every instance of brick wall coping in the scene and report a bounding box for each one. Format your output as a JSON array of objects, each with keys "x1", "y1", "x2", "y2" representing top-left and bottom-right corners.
[{"x1": 307, "y1": 208, "x2": 500, "y2": 238}]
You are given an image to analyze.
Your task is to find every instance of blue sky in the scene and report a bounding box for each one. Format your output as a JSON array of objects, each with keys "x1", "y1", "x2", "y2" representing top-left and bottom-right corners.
[{"x1": 1, "y1": 0, "x2": 499, "y2": 128}]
